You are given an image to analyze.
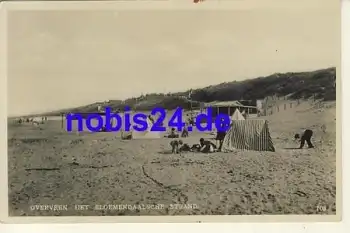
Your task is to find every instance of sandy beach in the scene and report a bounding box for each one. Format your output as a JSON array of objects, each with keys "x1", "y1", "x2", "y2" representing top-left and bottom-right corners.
[{"x1": 7, "y1": 99, "x2": 336, "y2": 216}]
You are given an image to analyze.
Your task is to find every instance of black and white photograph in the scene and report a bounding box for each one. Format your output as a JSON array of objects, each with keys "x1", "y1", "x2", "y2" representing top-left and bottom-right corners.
[{"x1": 1, "y1": 0, "x2": 341, "y2": 221}]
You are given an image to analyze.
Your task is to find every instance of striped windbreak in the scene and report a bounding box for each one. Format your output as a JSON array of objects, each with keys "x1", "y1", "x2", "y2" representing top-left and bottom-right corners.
[{"x1": 222, "y1": 120, "x2": 275, "y2": 152}]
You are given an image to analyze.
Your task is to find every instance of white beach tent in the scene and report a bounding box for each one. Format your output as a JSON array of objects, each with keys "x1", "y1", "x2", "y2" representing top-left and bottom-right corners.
[
  {"x1": 210, "y1": 109, "x2": 245, "y2": 135},
  {"x1": 230, "y1": 109, "x2": 245, "y2": 121}
]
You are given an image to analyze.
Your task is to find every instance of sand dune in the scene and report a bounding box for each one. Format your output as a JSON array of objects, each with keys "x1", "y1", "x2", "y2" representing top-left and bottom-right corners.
[{"x1": 7, "y1": 100, "x2": 336, "y2": 216}]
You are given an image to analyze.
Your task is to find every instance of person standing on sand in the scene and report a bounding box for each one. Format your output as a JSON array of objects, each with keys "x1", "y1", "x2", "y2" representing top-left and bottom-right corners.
[
  {"x1": 294, "y1": 129, "x2": 314, "y2": 149},
  {"x1": 215, "y1": 121, "x2": 229, "y2": 152},
  {"x1": 181, "y1": 124, "x2": 189, "y2": 137}
]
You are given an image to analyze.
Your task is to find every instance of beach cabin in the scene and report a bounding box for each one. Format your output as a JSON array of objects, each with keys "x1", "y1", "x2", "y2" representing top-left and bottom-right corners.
[{"x1": 203, "y1": 101, "x2": 257, "y2": 120}]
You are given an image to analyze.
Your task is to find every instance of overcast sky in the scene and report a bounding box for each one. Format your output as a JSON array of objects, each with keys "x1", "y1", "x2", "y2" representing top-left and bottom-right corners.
[{"x1": 7, "y1": 1, "x2": 339, "y2": 116}]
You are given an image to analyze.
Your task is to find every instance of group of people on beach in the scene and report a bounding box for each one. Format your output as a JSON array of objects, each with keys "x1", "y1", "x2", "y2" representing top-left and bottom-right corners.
[
  {"x1": 169, "y1": 128, "x2": 315, "y2": 154},
  {"x1": 169, "y1": 138, "x2": 219, "y2": 154},
  {"x1": 17, "y1": 116, "x2": 48, "y2": 124},
  {"x1": 165, "y1": 127, "x2": 189, "y2": 139},
  {"x1": 168, "y1": 120, "x2": 230, "y2": 154},
  {"x1": 120, "y1": 112, "x2": 315, "y2": 151}
]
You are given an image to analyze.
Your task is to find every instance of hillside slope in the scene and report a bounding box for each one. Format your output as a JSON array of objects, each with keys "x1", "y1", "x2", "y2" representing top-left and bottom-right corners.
[{"x1": 38, "y1": 67, "x2": 335, "y2": 116}]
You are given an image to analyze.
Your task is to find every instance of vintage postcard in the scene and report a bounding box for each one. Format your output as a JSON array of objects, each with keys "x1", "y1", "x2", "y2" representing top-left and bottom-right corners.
[{"x1": 0, "y1": 0, "x2": 341, "y2": 223}]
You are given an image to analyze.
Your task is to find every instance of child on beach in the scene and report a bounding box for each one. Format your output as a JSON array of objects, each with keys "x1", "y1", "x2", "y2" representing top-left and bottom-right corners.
[{"x1": 170, "y1": 140, "x2": 192, "y2": 154}]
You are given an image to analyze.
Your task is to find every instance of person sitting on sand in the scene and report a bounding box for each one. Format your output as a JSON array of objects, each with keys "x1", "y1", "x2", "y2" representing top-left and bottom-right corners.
[
  {"x1": 121, "y1": 130, "x2": 132, "y2": 140},
  {"x1": 179, "y1": 141, "x2": 192, "y2": 152},
  {"x1": 294, "y1": 129, "x2": 314, "y2": 149},
  {"x1": 166, "y1": 128, "x2": 179, "y2": 138},
  {"x1": 199, "y1": 138, "x2": 217, "y2": 153},
  {"x1": 191, "y1": 144, "x2": 201, "y2": 152}
]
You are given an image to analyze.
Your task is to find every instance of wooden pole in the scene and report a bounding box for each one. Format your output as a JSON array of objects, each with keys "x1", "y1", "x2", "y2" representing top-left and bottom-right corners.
[{"x1": 61, "y1": 113, "x2": 63, "y2": 129}]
